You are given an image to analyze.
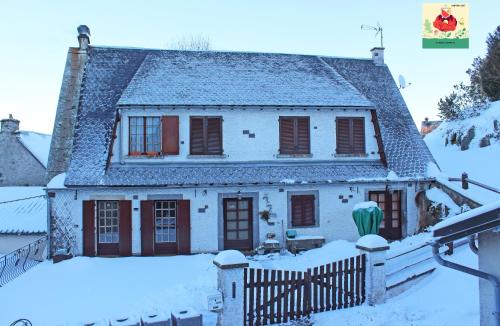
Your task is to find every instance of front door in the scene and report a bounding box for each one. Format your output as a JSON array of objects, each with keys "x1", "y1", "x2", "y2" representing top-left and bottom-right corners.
[
  {"x1": 223, "y1": 198, "x2": 253, "y2": 250},
  {"x1": 369, "y1": 190, "x2": 402, "y2": 240},
  {"x1": 96, "y1": 200, "x2": 120, "y2": 255},
  {"x1": 154, "y1": 200, "x2": 178, "y2": 254}
]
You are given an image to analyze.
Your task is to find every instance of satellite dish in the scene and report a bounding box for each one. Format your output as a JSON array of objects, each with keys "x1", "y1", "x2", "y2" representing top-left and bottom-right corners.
[{"x1": 398, "y1": 75, "x2": 407, "y2": 89}]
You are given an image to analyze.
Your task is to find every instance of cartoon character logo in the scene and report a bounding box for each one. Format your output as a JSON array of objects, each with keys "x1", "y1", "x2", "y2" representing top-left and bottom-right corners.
[{"x1": 433, "y1": 6, "x2": 457, "y2": 32}]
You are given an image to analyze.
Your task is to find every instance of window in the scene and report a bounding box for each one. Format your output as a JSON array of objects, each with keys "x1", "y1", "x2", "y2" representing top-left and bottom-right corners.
[
  {"x1": 290, "y1": 194, "x2": 316, "y2": 227},
  {"x1": 190, "y1": 117, "x2": 223, "y2": 155},
  {"x1": 279, "y1": 116, "x2": 310, "y2": 155},
  {"x1": 155, "y1": 201, "x2": 177, "y2": 243},
  {"x1": 336, "y1": 117, "x2": 365, "y2": 154},
  {"x1": 129, "y1": 117, "x2": 161, "y2": 155},
  {"x1": 98, "y1": 201, "x2": 119, "y2": 243}
]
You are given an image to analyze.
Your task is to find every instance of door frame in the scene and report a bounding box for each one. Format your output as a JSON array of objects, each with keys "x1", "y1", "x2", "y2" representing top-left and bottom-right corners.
[
  {"x1": 223, "y1": 197, "x2": 254, "y2": 251},
  {"x1": 367, "y1": 189, "x2": 403, "y2": 240},
  {"x1": 218, "y1": 192, "x2": 259, "y2": 251}
]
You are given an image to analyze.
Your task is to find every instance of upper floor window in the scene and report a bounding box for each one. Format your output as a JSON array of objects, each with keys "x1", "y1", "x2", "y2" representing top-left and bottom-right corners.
[
  {"x1": 279, "y1": 116, "x2": 310, "y2": 155},
  {"x1": 128, "y1": 116, "x2": 179, "y2": 156},
  {"x1": 190, "y1": 116, "x2": 223, "y2": 155},
  {"x1": 336, "y1": 117, "x2": 365, "y2": 155}
]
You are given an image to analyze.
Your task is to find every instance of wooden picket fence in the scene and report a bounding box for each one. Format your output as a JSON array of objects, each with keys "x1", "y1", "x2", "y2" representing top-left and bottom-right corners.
[{"x1": 243, "y1": 254, "x2": 366, "y2": 325}]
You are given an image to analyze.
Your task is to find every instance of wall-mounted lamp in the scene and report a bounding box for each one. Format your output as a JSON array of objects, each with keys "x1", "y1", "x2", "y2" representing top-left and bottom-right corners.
[{"x1": 237, "y1": 190, "x2": 242, "y2": 200}]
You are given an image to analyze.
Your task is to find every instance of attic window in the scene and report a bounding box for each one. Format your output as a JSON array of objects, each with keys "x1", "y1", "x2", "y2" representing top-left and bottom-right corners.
[
  {"x1": 279, "y1": 116, "x2": 310, "y2": 155},
  {"x1": 129, "y1": 117, "x2": 161, "y2": 156}
]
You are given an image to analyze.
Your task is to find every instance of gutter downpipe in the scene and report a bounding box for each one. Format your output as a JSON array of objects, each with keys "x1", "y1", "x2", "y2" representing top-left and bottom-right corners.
[
  {"x1": 431, "y1": 242, "x2": 500, "y2": 326},
  {"x1": 469, "y1": 235, "x2": 479, "y2": 255}
]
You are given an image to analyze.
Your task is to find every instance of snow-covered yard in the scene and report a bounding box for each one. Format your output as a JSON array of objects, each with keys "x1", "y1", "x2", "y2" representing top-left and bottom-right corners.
[{"x1": 0, "y1": 237, "x2": 479, "y2": 325}]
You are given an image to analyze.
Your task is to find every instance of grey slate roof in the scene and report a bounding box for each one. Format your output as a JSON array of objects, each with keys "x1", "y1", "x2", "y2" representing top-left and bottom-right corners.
[
  {"x1": 103, "y1": 161, "x2": 388, "y2": 186},
  {"x1": 64, "y1": 46, "x2": 434, "y2": 187},
  {"x1": 118, "y1": 51, "x2": 372, "y2": 107}
]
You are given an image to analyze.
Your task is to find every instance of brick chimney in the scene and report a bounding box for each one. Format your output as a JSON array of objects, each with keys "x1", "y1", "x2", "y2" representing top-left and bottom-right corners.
[
  {"x1": 1, "y1": 114, "x2": 20, "y2": 133},
  {"x1": 370, "y1": 47, "x2": 385, "y2": 66},
  {"x1": 77, "y1": 25, "x2": 91, "y2": 50}
]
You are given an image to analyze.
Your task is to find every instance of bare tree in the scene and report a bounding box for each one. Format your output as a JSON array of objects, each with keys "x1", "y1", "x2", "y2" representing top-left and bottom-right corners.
[{"x1": 168, "y1": 35, "x2": 211, "y2": 51}]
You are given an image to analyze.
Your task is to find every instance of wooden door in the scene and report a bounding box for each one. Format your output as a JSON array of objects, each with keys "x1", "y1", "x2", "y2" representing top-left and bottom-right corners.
[
  {"x1": 140, "y1": 200, "x2": 155, "y2": 256},
  {"x1": 223, "y1": 198, "x2": 253, "y2": 250},
  {"x1": 118, "y1": 200, "x2": 132, "y2": 256},
  {"x1": 369, "y1": 190, "x2": 402, "y2": 240},
  {"x1": 177, "y1": 200, "x2": 191, "y2": 254}
]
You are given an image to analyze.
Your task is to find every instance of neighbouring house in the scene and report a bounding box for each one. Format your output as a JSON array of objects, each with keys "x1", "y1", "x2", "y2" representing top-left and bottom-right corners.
[
  {"x1": 46, "y1": 26, "x2": 436, "y2": 257},
  {"x1": 432, "y1": 200, "x2": 500, "y2": 326},
  {"x1": 0, "y1": 115, "x2": 51, "y2": 186},
  {"x1": 421, "y1": 117, "x2": 441, "y2": 136},
  {"x1": 0, "y1": 187, "x2": 46, "y2": 255}
]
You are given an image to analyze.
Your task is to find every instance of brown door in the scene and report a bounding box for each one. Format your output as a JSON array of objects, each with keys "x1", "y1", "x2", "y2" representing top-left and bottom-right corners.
[
  {"x1": 119, "y1": 200, "x2": 132, "y2": 256},
  {"x1": 141, "y1": 200, "x2": 190, "y2": 255},
  {"x1": 369, "y1": 190, "x2": 402, "y2": 240},
  {"x1": 223, "y1": 198, "x2": 253, "y2": 250}
]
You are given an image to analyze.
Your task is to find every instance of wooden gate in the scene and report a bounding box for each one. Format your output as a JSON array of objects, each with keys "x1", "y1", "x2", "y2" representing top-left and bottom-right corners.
[{"x1": 243, "y1": 254, "x2": 366, "y2": 325}]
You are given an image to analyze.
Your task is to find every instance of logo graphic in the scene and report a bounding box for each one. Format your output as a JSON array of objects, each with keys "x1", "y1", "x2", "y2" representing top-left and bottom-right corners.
[{"x1": 423, "y1": 3, "x2": 469, "y2": 49}]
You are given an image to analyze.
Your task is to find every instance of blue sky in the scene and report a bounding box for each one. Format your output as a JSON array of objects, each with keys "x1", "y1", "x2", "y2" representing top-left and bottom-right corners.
[{"x1": 0, "y1": 0, "x2": 498, "y2": 134}]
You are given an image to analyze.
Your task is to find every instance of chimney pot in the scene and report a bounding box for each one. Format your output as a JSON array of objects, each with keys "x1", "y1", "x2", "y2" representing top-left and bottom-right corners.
[
  {"x1": 370, "y1": 47, "x2": 385, "y2": 66},
  {"x1": 1, "y1": 115, "x2": 20, "y2": 133},
  {"x1": 77, "y1": 25, "x2": 91, "y2": 50}
]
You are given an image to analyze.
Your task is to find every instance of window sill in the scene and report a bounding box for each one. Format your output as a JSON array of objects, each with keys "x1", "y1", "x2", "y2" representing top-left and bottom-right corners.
[
  {"x1": 187, "y1": 154, "x2": 227, "y2": 159},
  {"x1": 277, "y1": 154, "x2": 313, "y2": 158},
  {"x1": 288, "y1": 224, "x2": 320, "y2": 229},
  {"x1": 334, "y1": 153, "x2": 368, "y2": 158},
  {"x1": 125, "y1": 155, "x2": 163, "y2": 159}
]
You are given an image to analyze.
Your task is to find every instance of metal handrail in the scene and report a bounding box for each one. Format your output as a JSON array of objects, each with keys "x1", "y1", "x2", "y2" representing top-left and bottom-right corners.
[
  {"x1": 449, "y1": 173, "x2": 500, "y2": 194},
  {"x1": 0, "y1": 235, "x2": 47, "y2": 287}
]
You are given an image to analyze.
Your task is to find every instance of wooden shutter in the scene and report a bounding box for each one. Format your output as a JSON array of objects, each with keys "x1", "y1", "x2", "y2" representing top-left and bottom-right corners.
[
  {"x1": 291, "y1": 195, "x2": 315, "y2": 227},
  {"x1": 190, "y1": 117, "x2": 205, "y2": 154},
  {"x1": 162, "y1": 116, "x2": 179, "y2": 155},
  {"x1": 118, "y1": 200, "x2": 132, "y2": 257},
  {"x1": 206, "y1": 117, "x2": 222, "y2": 155},
  {"x1": 177, "y1": 200, "x2": 191, "y2": 254},
  {"x1": 336, "y1": 118, "x2": 351, "y2": 154},
  {"x1": 279, "y1": 117, "x2": 295, "y2": 154},
  {"x1": 352, "y1": 118, "x2": 365, "y2": 154},
  {"x1": 296, "y1": 117, "x2": 310, "y2": 154},
  {"x1": 140, "y1": 200, "x2": 155, "y2": 256},
  {"x1": 82, "y1": 200, "x2": 95, "y2": 257}
]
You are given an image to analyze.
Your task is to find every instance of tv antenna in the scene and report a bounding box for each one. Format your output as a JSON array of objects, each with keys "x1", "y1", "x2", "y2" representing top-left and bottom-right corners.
[{"x1": 361, "y1": 22, "x2": 384, "y2": 48}]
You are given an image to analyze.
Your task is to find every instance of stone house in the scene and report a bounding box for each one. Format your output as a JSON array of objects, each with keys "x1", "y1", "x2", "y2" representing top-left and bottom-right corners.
[
  {"x1": 0, "y1": 115, "x2": 51, "y2": 186},
  {"x1": 47, "y1": 26, "x2": 436, "y2": 257}
]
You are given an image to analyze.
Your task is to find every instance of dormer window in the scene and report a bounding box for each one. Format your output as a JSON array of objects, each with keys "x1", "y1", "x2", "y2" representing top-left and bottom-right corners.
[{"x1": 129, "y1": 117, "x2": 161, "y2": 156}]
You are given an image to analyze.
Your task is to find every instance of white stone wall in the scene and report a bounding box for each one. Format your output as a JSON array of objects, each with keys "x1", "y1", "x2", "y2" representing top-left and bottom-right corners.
[
  {"x1": 0, "y1": 234, "x2": 44, "y2": 255},
  {"x1": 478, "y1": 230, "x2": 500, "y2": 326},
  {"x1": 111, "y1": 107, "x2": 380, "y2": 163},
  {"x1": 50, "y1": 181, "x2": 422, "y2": 256}
]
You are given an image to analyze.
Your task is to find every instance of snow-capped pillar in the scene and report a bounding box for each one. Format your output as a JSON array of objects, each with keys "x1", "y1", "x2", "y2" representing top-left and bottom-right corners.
[
  {"x1": 356, "y1": 235, "x2": 389, "y2": 306},
  {"x1": 213, "y1": 250, "x2": 249, "y2": 326}
]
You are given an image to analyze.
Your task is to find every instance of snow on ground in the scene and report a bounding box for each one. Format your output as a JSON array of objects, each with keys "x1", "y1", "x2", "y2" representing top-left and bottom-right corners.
[
  {"x1": 18, "y1": 131, "x2": 52, "y2": 167},
  {"x1": 425, "y1": 101, "x2": 500, "y2": 204},
  {"x1": 0, "y1": 236, "x2": 478, "y2": 325},
  {"x1": 0, "y1": 255, "x2": 219, "y2": 325},
  {"x1": 312, "y1": 245, "x2": 478, "y2": 326},
  {"x1": 0, "y1": 186, "x2": 46, "y2": 234}
]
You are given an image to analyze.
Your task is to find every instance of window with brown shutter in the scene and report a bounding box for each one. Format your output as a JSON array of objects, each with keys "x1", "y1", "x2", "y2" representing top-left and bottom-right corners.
[
  {"x1": 279, "y1": 116, "x2": 310, "y2": 154},
  {"x1": 291, "y1": 195, "x2": 316, "y2": 227},
  {"x1": 190, "y1": 116, "x2": 223, "y2": 155},
  {"x1": 336, "y1": 117, "x2": 365, "y2": 154}
]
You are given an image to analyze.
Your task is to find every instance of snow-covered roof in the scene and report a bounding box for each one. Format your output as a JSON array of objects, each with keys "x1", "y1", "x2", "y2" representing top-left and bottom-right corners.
[
  {"x1": 0, "y1": 187, "x2": 47, "y2": 234},
  {"x1": 118, "y1": 51, "x2": 372, "y2": 107},
  {"x1": 62, "y1": 47, "x2": 435, "y2": 186},
  {"x1": 432, "y1": 199, "x2": 500, "y2": 244},
  {"x1": 18, "y1": 131, "x2": 52, "y2": 167}
]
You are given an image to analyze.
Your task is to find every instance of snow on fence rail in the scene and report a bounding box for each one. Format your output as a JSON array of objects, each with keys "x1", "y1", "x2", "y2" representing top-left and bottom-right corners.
[
  {"x1": 385, "y1": 238, "x2": 467, "y2": 289},
  {"x1": 0, "y1": 236, "x2": 47, "y2": 287}
]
